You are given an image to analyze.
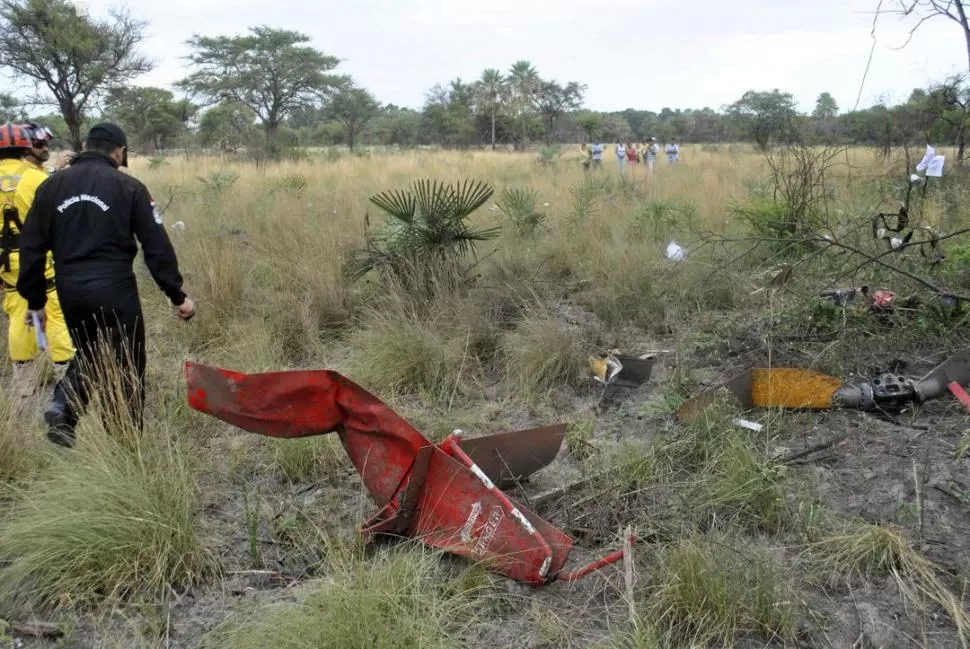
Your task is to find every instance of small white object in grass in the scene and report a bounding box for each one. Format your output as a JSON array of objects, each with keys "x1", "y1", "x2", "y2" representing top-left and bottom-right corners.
[
  {"x1": 665, "y1": 241, "x2": 686, "y2": 261},
  {"x1": 172, "y1": 221, "x2": 185, "y2": 231},
  {"x1": 910, "y1": 174, "x2": 923, "y2": 182},
  {"x1": 31, "y1": 311, "x2": 46, "y2": 351},
  {"x1": 891, "y1": 236, "x2": 903, "y2": 250},
  {"x1": 543, "y1": 202, "x2": 550, "y2": 206},
  {"x1": 732, "y1": 417, "x2": 763, "y2": 432}
]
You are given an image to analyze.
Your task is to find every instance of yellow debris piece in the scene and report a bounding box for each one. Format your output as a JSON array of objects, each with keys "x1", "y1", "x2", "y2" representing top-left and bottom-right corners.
[
  {"x1": 589, "y1": 358, "x2": 610, "y2": 382},
  {"x1": 750, "y1": 368, "x2": 841, "y2": 409}
]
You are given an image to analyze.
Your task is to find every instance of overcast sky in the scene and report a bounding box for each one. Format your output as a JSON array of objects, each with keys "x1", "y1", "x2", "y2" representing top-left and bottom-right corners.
[{"x1": 27, "y1": 0, "x2": 970, "y2": 114}]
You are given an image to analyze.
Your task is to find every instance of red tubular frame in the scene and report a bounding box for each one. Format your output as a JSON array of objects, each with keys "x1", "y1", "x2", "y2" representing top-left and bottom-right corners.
[{"x1": 557, "y1": 534, "x2": 637, "y2": 582}]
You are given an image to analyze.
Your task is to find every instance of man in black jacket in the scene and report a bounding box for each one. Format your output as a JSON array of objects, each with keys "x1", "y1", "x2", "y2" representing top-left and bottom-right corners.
[{"x1": 16, "y1": 122, "x2": 195, "y2": 447}]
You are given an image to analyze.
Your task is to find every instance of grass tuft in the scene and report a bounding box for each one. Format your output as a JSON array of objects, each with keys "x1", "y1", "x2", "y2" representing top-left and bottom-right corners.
[
  {"x1": 0, "y1": 391, "x2": 37, "y2": 486},
  {"x1": 201, "y1": 541, "x2": 490, "y2": 649},
  {"x1": 811, "y1": 521, "x2": 970, "y2": 643},
  {"x1": 497, "y1": 303, "x2": 588, "y2": 402},
  {"x1": 343, "y1": 300, "x2": 473, "y2": 401},
  {"x1": 271, "y1": 435, "x2": 347, "y2": 483},
  {"x1": 646, "y1": 536, "x2": 795, "y2": 646},
  {"x1": 0, "y1": 421, "x2": 219, "y2": 613}
]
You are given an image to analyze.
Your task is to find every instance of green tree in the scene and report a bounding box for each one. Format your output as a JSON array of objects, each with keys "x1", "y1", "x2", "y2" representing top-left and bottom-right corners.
[
  {"x1": 600, "y1": 115, "x2": 633, "y2": 142},
  {"x1": 575, "y1": 112, "x2": 602, "y2": 142},
  {"x1": 326, "y1": 83, "x2": 380, "y2": 151},
  {"x1": 508, "y1": 60, "x2": 540, "y2": 149},
  {"x1": 370, "y1": 105, "x2": 421, "y2": 147},
  {"x1": 0, "y1": 0, "x2": 152, "y2": 149},
  {"x1": 927, "y1": 75, "x2": 970, "y2": 163},
  {"x1": 533, "y1": 80, "x2": 585, "y2": 144},
  {"x1": 813, "y1": 92, "x2": 839, "y2": 120},
  {"x1": 103, "y1": 86, "x2": 196, "y2": 152},
  {"x1": 419, "y1": 80, "x2": 476, "y2": 148},
  {"x1": 197, "y1": 100, "x2": 258, "y2": 152},
  {"x1": 474, "y1": 68, "x2": 507, "y2": 150},
  {"x1": 179, "y1": 26, "x2": 345, "y2": 157},
  {"x1": 726, "y1": 89, "x2": 798, "y2": 152},
  {"x1": 0, "y1": 93, "x2": 23, "y2": 122}
]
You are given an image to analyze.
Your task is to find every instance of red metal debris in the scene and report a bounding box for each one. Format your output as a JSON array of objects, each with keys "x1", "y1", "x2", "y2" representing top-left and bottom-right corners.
[
  {"x1": 184, "y1": 361, "x2": 632, "y2": 585},
  {"x1": 948, "y1": 381, "x2": 970, "y2": 413}
]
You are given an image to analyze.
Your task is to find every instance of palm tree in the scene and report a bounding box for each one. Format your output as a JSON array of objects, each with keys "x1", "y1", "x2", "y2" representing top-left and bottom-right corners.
[
  {"x1": 508, "y1": 60, "x2": 540, "y2": 149},
  {"x1": 475, "y1": 68, "x2": 506, "y2": 150},
  {"x1": 347, "y1": 179, "x2": 501, "y2": 297}
]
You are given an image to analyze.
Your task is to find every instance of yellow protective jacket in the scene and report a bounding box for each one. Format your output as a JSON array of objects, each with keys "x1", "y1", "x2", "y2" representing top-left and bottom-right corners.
[{"x1": 0, "y1": 158, "x2": 55, "y2": 288}]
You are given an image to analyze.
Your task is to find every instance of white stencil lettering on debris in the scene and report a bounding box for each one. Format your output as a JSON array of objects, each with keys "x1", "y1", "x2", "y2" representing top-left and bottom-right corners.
[
  {"x1": 461, "y1": 502, "x2": 482, "y2": 543},
  {"x1": 473, "y1": 506, "x2": 505, "y2": 557}
]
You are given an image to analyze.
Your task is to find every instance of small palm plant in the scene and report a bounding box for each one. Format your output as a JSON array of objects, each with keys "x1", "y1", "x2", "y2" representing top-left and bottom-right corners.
[
  {"x1": 495, "y1": 186, "x2": 546, "y2": 237},
  {"x1": 347, "y1": 179, "x2": 501, "y2": 298}
]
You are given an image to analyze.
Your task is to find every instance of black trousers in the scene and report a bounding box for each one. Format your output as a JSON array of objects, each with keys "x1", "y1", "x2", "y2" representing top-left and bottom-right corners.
[{"x1": 52, "y1": 282, "x2": 146, "y2": 432}]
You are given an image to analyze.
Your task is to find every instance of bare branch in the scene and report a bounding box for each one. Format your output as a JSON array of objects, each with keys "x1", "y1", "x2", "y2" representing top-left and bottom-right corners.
[
  {"x1": 823, "y1": 227, "x2": 970, "y2": 288},
  {"x1": 819, "y1": 236, "x2": 969, "y2": 300}
]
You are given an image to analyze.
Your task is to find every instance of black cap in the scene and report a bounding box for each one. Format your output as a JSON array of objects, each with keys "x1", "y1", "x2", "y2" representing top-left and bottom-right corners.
[{"x1": 86, "y1": 122, "x2": 128, "y2": 167}]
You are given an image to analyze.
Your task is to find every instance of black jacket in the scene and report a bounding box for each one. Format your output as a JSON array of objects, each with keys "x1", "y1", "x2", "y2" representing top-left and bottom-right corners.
[{"x1": 16, "y1": 152, "x2": 186, "y2": 311}]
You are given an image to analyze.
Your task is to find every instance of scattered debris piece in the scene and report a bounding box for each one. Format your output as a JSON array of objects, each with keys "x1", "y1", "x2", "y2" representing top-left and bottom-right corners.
[
  {"x1": 589, "y1": 351, "x2": 656, "y2": 389},
  {"x1": 870, "y1": 289, "x2": 896, "y2": 311},
  {"x1": 459, "y1": 424, "x2": 566, "y2": 489},
  {"x1": 916, "y1": 144, "x2": 945, "y2": 178},
  {"x1": 677, "y1": 349, "x2": 970, "y2": 421},
  {"x1": 665, "y1": 241, "x2": 686, "y2": 261},
  {"x1": 185, "y1": 362, "x2": 634, "y2": 586},
  {"x1": 732, "y1": 417, "x2": 763, "y2": 432},
  {"x1": 589, "y1": 351, "x2": 658, "y2": 412},
  {"x1": 676, "y1": 367, "x2": 842, "y2": 423},
  {"x1": 820, "y1": 286, "x2": 868, "y2": 306},
  {"x1": 948, "y1": 382, "x2": 970, "y2": 413}
]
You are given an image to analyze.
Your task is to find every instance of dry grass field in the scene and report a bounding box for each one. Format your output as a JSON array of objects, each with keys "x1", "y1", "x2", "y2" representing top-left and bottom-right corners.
[{"x1": 1, "y1": 143, "x2": 969, "y2": 648}]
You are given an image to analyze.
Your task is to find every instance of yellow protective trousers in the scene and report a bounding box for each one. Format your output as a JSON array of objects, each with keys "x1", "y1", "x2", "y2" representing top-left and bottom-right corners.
[{"x1": 2, "y1": 279, "x2": 74, "y2": 363}]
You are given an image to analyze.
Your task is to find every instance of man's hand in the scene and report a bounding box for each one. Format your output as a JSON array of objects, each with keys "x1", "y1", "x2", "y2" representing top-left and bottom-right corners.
[
  {"x1": 177, "y1": 297, "x2": 195, "y2": 321},
  {"x1": 53, "y1": 151, "x2": 73, "y2": 170},
  {"x1": 25, "y1": 309, "x2": 46, "y2": 332}
]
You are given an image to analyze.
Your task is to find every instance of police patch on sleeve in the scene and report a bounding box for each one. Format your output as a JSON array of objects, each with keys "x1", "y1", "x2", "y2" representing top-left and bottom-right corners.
[{"x1": 150, "y1": 195, "x2": 163, "y2": 224}]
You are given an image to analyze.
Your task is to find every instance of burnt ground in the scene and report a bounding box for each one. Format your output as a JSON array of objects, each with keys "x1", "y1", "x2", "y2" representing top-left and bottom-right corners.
[{"x1": 6, "y1": 305, "x2": 970, "y2": 649}]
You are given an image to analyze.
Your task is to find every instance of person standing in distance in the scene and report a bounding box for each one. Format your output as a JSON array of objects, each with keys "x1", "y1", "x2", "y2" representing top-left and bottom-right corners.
[{"x1": 16, "y1": 122, "x2": 195, "y2": 447}]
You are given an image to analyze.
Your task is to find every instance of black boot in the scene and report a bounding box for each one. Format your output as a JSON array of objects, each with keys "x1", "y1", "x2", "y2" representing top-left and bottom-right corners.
[{"x1": 44, "y1": 385, "x2": 77, "y2": 448}]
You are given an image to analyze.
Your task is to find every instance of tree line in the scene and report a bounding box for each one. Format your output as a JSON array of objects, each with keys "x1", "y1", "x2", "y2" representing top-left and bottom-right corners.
[{"x1": 1, "y1": 0, "x2": 969, "y2": 160}]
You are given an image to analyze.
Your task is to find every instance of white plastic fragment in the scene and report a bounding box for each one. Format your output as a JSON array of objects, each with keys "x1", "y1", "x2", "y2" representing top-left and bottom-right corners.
[
  {"x1": 665, "y1": 241, "x2": 686, "y2": 261},
  {"x1": 916, "y1": 144, "x2": 945, "y2": 177},
  {"x1": 732, "y1": 417, "x2": 763, "y2": 432},
  {"x1": 916, "y1": 145, "x2": 935, "y2": 171}
]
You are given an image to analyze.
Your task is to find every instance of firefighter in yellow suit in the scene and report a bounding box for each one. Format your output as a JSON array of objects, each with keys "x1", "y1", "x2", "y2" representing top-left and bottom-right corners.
[{"x1": 0, "y1": 123, "x2": 74, "y2": 396}]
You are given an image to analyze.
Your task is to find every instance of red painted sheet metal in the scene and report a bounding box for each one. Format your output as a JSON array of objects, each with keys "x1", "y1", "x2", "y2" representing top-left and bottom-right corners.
[
  {"x1": 409, "y1": 444, "x2": 573, "y2": 582},
  {"x1": 184, "y1": 361, "x2": 623, "y2": 585},
  {"x1": 185, "y1": 361, "x2": 430, "y2": 506}
]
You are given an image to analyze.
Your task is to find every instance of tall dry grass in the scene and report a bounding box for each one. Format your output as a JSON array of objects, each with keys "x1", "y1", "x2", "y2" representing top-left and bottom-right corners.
[{"x1": 1, "y1": 143, "x2": 967, "y2": 645}]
